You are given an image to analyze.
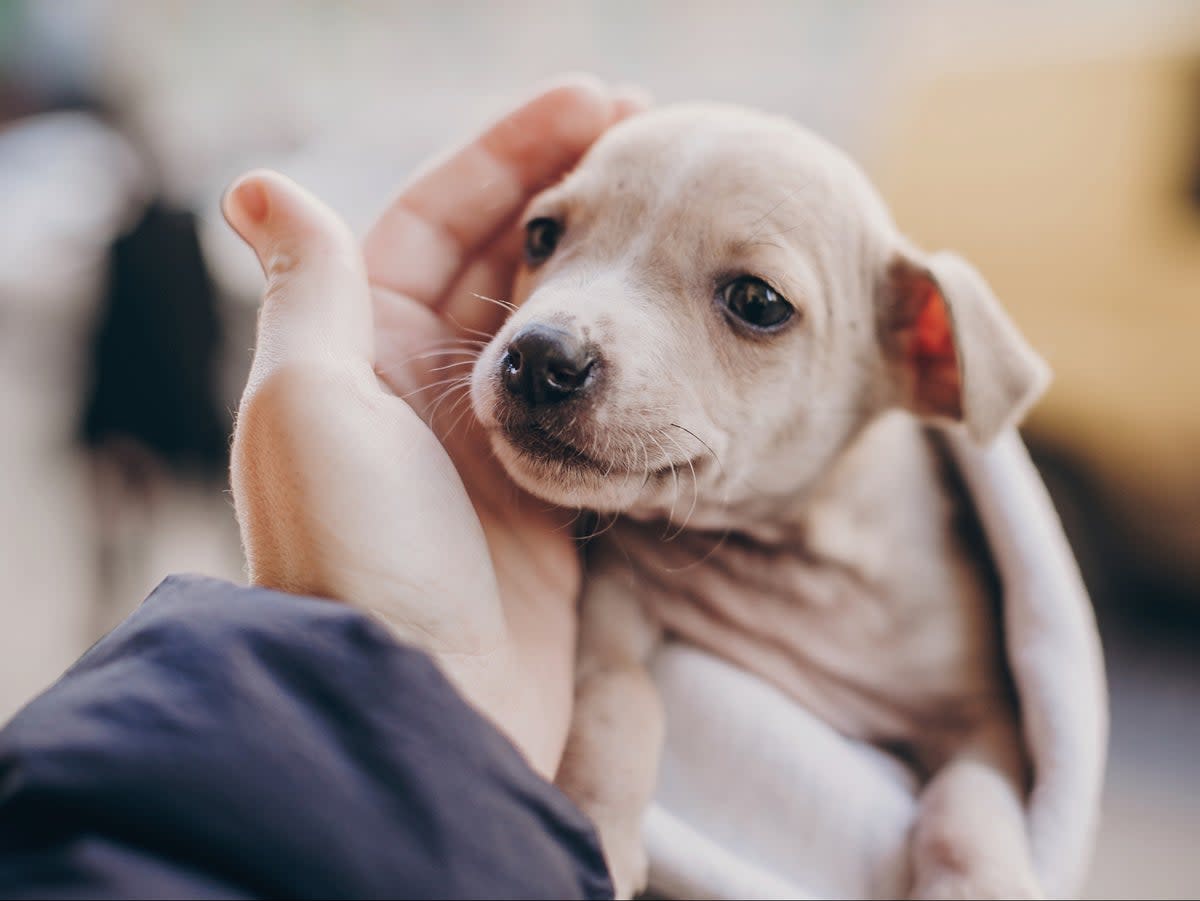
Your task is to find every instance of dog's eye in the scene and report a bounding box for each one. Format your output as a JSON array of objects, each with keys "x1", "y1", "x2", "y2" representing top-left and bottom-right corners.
[
  {"x1": 524, "y1": 217, "x2": 562, "y2": 264},
  {"x1": 722, "y1": 276, "x2": 793, "y2": 329}
]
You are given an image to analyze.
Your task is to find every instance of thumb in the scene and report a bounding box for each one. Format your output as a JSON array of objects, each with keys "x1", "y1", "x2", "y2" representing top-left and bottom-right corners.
[{"x1": 223, "y1": 169, "x2": 374, "y2": 382}]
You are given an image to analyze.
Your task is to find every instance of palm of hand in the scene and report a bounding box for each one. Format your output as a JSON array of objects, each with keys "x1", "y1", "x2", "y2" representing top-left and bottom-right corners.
[
  {"x1": 368, "y1": 275, "x2": 581, "y2": 766},
  {"x1": 228, "y1": 81, "x2": 643, "y2": 776}
]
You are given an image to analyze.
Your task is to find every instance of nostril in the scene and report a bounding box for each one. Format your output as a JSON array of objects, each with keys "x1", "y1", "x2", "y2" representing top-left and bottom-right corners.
[
  {"x1": 545, "y1": 357, "x2": 594, "y2": 391},
  {"x1": 500, "y1": 346, "x2": 527, "y2": 399},
  {"x1": 503, "y1": 347, "x2": 523, "y2": 374}
]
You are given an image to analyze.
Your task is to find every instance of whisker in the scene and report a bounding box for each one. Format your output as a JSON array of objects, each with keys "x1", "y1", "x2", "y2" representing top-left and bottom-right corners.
[
  {"x1": 662, "y1": 523, "x2": 732, "y2": 573},
  {"x1": 669, "y1": 423, "x2": 725, "y2": 480},
  {"x1": 374, "y1": 342, "x2": 486, "y2": 378},
  {"x1": 397, "y1": 338, "x2": 488, "y2": 354},
  {"x1": 421, "y1": 336, "x2": 490, "y2": 346},
  {"x1": 603, "y1": 435, "x2": 617, "y2": 478},
  {"x1": 447, "y1": 381, "x2": 477, "y2": 416},
  {"x1": 647, "y1": 432, "x2": 679, "y2": 539},
  {"x1": 571, "y1": 512, "x2": 596, "y2": 540},
  {"x1": 409, "y1": 347, "x2": 485, "y2": 362},
  {"x1": 661, "y1": 429, "x2": 698, "y2": 541},
  {"x1": 440, "y1": 388, "x2": 478, "y2": 440},
  {"x1": 678, "y1": 453, "x2": 699, "y2": 536},
  {"x1": 469, "y1": 291, "x2": 518, "y2": 313},
  {"x1": 554, "y1": 510, "x2": 580, "y2": 534},
  {"x1": 577, "y1": 509, "x2": 621, "y2": 542},
  {"x1": 647, "y1": 422, "x2": 730, "y2": 562},
  {"x1": 398, "y1": 374, "x2": 472, "y2": 402},
  {"x1": 637, "y1": 433, "x2": 653, "y2": 491},
  {"x1": 595, "y1": 511, "x2": 624, "y2": 540},
  {"x1": 425, "y1": 379, "x2": 472, "y2": 423},
  {"x1": 427, "y1": 358, "x2": 478, "y2": 374},
  {"x1": 660, "y1": 480, "x2": 733, "y2": 574},
  {"x1": 446, "y1": 312, "x2": 498, "y2": 342}
]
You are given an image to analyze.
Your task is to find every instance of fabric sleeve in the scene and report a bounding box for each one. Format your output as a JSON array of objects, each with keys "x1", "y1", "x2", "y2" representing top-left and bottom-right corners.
[{"x1": 0, "y1": 574, "x2": 612, "y2": 900}]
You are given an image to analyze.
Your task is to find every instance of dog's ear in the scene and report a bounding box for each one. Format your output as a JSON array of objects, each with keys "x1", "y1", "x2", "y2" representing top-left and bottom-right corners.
[{"x1": 879, "y1": 247, "x2": 1051, "y2": 444}]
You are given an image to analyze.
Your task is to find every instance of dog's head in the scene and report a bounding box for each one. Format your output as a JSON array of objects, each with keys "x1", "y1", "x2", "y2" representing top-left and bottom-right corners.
[{"x1": 470, "y1": 105, "x2": 1049, "y2": 523}]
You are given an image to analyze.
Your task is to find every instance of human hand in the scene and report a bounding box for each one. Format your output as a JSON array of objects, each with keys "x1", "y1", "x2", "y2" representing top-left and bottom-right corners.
[{"x1": 223, "y1": 78, "x2": 646, "y2": 778}]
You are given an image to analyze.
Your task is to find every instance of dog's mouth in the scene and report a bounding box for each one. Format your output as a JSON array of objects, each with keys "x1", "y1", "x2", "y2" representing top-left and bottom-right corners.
[
  {"x1": 497, "y1": 418, "x2": 694, "y2": 483},
  {"x1": 504, "y1": 419, "x2": 605, "y2": 470}
]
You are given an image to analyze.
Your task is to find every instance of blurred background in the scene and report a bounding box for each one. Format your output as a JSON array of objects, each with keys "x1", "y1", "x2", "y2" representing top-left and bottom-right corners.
[{"x1": 1, "y1": 1, "x2": 1197, "y2": 896}]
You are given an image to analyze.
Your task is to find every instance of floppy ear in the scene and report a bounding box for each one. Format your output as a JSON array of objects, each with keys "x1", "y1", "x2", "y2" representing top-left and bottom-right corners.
[{"x1": 880, "y1": 248, "x2": 1051, "y2": 444}]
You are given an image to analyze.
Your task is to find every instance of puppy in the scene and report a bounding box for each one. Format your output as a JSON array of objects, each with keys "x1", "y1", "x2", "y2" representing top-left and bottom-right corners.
[{"x1": 469, "y1": 104, "x2": 1051, "y2": 900}]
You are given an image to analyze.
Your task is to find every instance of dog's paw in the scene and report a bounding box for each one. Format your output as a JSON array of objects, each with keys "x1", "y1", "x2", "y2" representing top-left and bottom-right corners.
[{"x1": 911, "y1": 869, "x2": 1044, "y2": 901}]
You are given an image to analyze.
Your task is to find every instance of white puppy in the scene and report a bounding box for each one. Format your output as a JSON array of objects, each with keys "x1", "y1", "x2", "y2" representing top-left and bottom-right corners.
[{"x1": 469, "y1": 104, "x2": 1051, "y2": 900}]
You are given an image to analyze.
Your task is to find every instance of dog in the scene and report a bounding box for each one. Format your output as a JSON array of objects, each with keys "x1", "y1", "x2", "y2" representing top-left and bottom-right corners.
[{"x1": 468, "y1": 104, "x2": 1051, "y2": 900}]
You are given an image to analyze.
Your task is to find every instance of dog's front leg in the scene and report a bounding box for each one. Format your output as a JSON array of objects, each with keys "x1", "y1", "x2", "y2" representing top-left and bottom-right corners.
[
  {"x1": 556, "y1": 565, "x2": 663, "y2": 900},
  {"x1": 909, "y1": 717, "x2": 1042, "y2": 900}
]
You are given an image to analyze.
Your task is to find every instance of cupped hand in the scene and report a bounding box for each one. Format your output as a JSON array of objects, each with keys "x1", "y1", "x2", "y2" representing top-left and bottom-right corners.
[{"x1": 223, "y1": 78, "x2": 646, "y2": 778}]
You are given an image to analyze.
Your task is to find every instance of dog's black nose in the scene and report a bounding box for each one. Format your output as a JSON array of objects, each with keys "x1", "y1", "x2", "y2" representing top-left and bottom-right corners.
[{"x1": 502, "y1": 324, "x2": 595, "y2": 406}]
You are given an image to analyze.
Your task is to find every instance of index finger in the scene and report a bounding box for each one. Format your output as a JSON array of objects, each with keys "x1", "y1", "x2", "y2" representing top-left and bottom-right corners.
[{"x1": 363, "y1": 76, "x2": 639, "y2": 309}]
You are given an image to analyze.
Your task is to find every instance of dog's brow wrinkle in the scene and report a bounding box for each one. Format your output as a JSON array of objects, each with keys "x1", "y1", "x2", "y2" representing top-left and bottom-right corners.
[
  {"x1": 751, "y1": 222, "x2": 808, "y2": 243},
  {"x1": 744, "y1": 178, "x2": 814, "y2": 243},
  {"x1": 743, "y1": 240, "x2": 785, "y2": 254}
]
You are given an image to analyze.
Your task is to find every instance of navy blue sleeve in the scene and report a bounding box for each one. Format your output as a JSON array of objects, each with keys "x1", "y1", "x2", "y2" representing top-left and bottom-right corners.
[{"x1": 0, "y1": 575, "x2": 613, "y2": 900}]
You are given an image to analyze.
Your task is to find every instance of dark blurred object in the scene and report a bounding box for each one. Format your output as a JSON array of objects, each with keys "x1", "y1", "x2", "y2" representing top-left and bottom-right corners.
[
  {"x1": 80, "y1": 201, "x2": 229, "y2": 476},
  {"x1": 79, "y1": 200, "x2": 231, "y2": 633},
  {"x1": 0, "y1": 576, "x2": 613, "y2": 901},
  {"x1": 1031, "y1": 438, "x2": 1200, "y2": 630},
  {"x1": 1192, "y1": 66, "x2": 1200, "y2": 211}
]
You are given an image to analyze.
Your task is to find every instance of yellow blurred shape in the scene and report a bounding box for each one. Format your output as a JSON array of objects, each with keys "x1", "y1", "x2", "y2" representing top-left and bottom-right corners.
[{"x1": 874, "y1": 50, "x2": 1200, "y2": 576}]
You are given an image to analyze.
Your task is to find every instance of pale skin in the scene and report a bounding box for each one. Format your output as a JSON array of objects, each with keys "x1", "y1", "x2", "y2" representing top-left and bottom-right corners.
[{"x1": 223, "y1": 77, "x2": 648, "y2": 781}]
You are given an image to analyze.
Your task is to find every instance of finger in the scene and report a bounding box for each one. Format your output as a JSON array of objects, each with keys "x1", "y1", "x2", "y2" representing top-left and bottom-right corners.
[
  {"x1": 363, "y1": 74, "x2": 627, "y2": 310},
  {"x1": 223, "y1": 169, "x2": 374, "y2": 380},
  {"x1": 401, "y1": 79, "x2": 653, "y2": 338},
  {"x1": 440, "y1": 223, "x2": 525, "y2": 339}
]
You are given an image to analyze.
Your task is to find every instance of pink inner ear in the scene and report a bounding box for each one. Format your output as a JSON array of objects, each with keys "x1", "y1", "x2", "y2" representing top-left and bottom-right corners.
[
  {"x1": 909, "y1": 275, "x2": 963, "y2": 420},
  {"x1": 913, "y1": 278, "x2": 952, "y2": 357}
]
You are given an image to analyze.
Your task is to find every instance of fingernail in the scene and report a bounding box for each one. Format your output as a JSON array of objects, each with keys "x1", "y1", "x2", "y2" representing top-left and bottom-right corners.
[{"x1": 227, "y1": 178, "x2": 269, "y2": 227}]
